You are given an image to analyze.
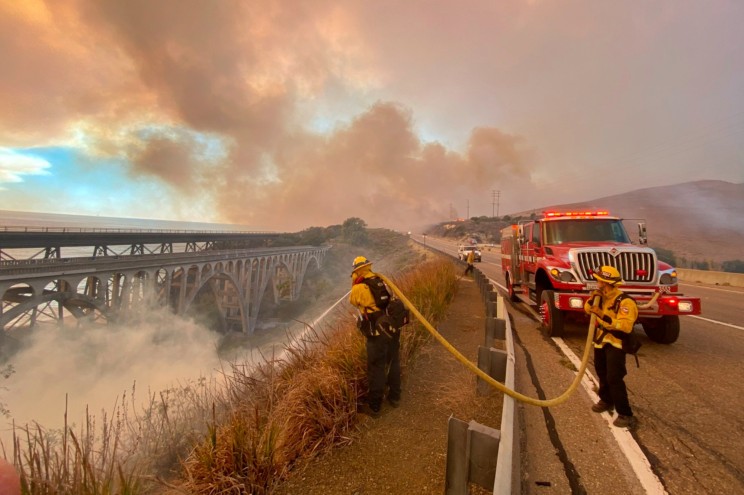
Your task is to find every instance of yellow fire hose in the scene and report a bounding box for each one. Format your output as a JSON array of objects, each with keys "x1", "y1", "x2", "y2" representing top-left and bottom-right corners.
[{"x1": 379, "y1": 273, "x2": 660, "y2": 407}]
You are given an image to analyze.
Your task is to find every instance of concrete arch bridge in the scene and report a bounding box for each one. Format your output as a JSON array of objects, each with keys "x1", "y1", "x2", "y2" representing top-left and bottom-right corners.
[{"x1": 0, "y1": 246, "x2": 330, "y2": 336}]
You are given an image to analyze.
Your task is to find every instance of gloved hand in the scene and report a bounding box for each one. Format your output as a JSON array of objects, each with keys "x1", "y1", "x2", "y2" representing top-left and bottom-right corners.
[
  {"x1": 588, "y1": 306, "x2": 604, "y2": 318},
  {"x1": 589, "y1": 290, "x2": 602, "y2": 302}
]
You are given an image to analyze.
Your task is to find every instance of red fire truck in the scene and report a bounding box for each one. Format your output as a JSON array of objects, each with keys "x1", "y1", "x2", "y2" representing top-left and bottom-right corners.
[{"x1": 500, "y1": 210, "x2": 701, "y2": 343}]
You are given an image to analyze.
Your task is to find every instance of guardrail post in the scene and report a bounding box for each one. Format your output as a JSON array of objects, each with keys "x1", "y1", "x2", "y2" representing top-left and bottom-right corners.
[
  {"x1": 476, "y1": 346, "x2": 507, "y2": 395},
  {"x1": 486, "y1": 291, "x2": 498, "y2": 318},
  {"x1": 482, "y1": 282, "x2": 493, "y2": 304},
  {"x1": 475, "y1": 270, "x2": 484, "y2": 291},
  {"x1": 445, "y1": 417, "x2": 501, "y2": 494},
  {"x1": 485, "y1": 317, "x2": 506, "y2": 346}
]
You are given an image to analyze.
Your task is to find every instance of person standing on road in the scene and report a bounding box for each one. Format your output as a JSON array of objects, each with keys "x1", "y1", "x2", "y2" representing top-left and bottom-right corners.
[
  {"x1": 349, "y1": 256, "x2": 401, "y2": 417},
  {"x1": 464, "y1": 249, "x2": 475, "y2": 276},
  {"x1": 584, "y1": 265, "x2": 639, "y2": 428}
]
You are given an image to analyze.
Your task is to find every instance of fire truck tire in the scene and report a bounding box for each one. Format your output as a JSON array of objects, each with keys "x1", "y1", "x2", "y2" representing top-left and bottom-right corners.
[
  {"x1": 506, "y1": 274, "x2": 520, "y2": 302},
  {"x1": 641, "y1": 315, "x2": 680, "y2": 344},
  {"x1": 539, "y1": 290, "x2": 564, "y2": 337}
]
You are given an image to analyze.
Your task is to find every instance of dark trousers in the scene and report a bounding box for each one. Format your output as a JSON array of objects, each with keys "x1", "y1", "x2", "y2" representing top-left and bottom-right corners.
[
  {"x1": 594, "y1": 344, "x2": 633, "y2": 416},
  {"x1": 464, "y1": 263, "x2": 474, "y2": 275},
  {"x1": 366, "y1": 332, "x2": 401, "y2": 410}
]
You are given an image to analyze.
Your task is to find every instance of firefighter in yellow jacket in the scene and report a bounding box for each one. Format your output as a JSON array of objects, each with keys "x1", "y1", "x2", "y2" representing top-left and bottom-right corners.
[
  {"x1": 349, "y1": 256, "x2": 401, "y2": 417},
  {"x1": 584, "y1": 265, "x2": 639, "y2": 428},
  {"x1": 464, "y1": 249, "x2": 475, "y2": 276}
]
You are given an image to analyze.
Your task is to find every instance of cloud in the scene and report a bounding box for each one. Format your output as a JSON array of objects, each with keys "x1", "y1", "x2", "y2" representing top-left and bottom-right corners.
[
  {"x1": 6, "y1": 0, "x2": 530, "y2": 230},
  {"x1": 209, "y1": 101, "x2": 533, "y2": 230},
  {"x1": 2, "y1": 1, "x2": 740, "y2": 228},
  {"x1": 0, "y1": 149, "x2": 51, "y2": 186}
]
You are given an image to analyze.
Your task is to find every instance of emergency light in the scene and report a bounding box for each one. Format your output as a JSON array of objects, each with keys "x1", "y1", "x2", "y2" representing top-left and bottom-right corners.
[{"x1": 544, "y1": 210, "x2": 609, "y2": 218}]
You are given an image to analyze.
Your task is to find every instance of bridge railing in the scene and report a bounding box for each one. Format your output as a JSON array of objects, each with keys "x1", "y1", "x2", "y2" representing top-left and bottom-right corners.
[
  {"x1": 0, "y1": 226, "x2": 275, "y2": 234},
  {"x1": 0, "y1": 246, "x2": 328, "y2": 275}
]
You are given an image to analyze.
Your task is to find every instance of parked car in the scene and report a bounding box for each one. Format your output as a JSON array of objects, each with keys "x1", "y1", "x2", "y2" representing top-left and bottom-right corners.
[{"x1": 457, "y1": 244, "x2": 482, "y2": 262}]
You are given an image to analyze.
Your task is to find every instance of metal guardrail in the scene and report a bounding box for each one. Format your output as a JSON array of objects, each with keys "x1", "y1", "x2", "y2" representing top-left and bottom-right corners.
[
  {"x1": 415, "y1": 239, "x2": 518, "y2": 494},
  {"x1": 491, "y1": 283, "x2": 518, "y2": 494}
]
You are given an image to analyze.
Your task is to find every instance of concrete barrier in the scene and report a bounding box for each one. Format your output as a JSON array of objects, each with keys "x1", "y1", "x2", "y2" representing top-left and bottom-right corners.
[{"x1": 677, "y1": 268, "x2": 744, "y2": 288}]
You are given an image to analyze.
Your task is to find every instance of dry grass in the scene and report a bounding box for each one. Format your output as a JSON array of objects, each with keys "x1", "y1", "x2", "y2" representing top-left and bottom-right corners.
[
  {"x1": 175, "y1": 257, "x2": 457, "y2": 494},
  {"x1": 6, "y1": 255, "x2": 458, "y2": 494}
]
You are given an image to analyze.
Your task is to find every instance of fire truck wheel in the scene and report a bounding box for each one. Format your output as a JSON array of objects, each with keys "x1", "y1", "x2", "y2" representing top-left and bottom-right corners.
[
  {"x1": 506, "y1": 274, "x2": 520, "y2": 302},
  {"x1": 641, "y1": 315, "x2": 680, "y2": 344},
  {"x1": 539, "y1": 290, "x2": 564, "y2": 337}
]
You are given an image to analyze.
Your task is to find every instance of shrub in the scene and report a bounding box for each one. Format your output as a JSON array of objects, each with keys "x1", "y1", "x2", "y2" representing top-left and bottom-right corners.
[
  {"x1": 177, "y1": 258, "x2": 457, "y2": 493},
  {"x1": 652, "y1": 246, "x2": 677, "y2": 266},
  {"x1": 721, "y1": 259, "x2": 744, "y2": 274}
]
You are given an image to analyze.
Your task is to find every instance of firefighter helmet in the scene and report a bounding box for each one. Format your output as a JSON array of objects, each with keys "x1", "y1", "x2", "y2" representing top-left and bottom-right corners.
[
  {"x1": 352, "y1": 256, "x2": 372, "y2": 273},
  {"x1": 593, "y1": 265, "x2": 623, "y2": 285}
]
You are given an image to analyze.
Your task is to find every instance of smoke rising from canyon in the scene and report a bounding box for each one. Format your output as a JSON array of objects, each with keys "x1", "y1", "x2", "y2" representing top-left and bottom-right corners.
[{"x1": 1, "y1": 310, "x2": 223, "y2": 448}]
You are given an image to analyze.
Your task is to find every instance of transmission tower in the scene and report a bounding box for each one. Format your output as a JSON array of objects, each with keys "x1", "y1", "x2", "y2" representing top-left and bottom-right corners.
[{"x1": 492, "y1": 190, "x2": 501, "y2": 218}]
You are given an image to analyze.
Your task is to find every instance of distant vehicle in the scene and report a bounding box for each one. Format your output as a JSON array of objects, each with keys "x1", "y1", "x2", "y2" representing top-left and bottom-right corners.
[{"x1": 457, "y1": 244, "x2": 482, "y2": 262}]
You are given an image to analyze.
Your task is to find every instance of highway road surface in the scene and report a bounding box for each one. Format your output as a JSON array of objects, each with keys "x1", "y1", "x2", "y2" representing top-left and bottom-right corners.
[{"x1": 417, "y1": 234, "x2": 744, "y2": 494}]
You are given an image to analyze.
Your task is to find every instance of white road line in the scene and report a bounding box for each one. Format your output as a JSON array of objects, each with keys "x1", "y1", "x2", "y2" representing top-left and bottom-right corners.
[
  {"x1": 679, "y1": 282, "x2": 744, "y2": 294},
  {"x1": 554, "y1": 338, "x2": 668, "y2": 495},
  {"x1": 487, "y1": 277, "x2": 667, "y2": 494},
  {"x1": 689, "y1": 315, "x2": 744, "y2": 330}
]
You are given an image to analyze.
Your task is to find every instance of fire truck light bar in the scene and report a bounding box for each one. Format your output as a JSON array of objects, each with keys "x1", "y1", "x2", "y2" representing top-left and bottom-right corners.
[{"x1": 544, "y1": 210, "x2": 610, "y2": 218}]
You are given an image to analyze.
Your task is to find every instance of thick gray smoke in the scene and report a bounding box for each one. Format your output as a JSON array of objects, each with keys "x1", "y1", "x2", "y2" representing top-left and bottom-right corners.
[
  {"x1": 0, "y1": 1, "x2": 535, "y2": 231},
  {"x1": 0, "y1": 309, "x2": 221, "y2": 448}
]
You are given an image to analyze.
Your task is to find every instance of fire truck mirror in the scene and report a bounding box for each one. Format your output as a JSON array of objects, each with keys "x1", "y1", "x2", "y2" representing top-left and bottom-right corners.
[{"x1": 637, "y1": 222, "x2": 647, "y2": 245}]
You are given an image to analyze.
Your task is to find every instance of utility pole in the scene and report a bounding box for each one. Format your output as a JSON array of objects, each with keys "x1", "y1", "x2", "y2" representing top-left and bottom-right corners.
[
  {"x1": 466, "y1": 199, "x2": 469, "y2": 220},
  {"x1": 492, "y1": 190, "x2": 500, "y2": 218}
]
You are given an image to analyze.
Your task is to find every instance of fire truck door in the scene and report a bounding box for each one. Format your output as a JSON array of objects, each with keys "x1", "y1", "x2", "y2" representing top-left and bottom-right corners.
[{"x1": 521, "y1": 223, "x2": 541, "y2": 287}]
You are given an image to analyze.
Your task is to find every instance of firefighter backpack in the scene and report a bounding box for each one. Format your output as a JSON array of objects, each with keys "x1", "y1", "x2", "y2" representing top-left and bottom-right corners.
[
  {"x1": 362, "y1": 276, "x2": 390, "y2": 310},
  {"x1": 386, "y1": 298, "x2": 410, "y2": 329}
]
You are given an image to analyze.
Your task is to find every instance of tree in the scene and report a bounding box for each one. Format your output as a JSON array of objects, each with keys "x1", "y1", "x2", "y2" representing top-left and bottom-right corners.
[
  {"x1": 299, "y1": 226, "x2": 328, "y2": 246},
  {"x1": 652, "y1": 246, "x2": 677, "y2": 266},
  {"x1": 721, "y1": 259, "x2": 744, "y2": 274},
  {"x1": 342, "y1": 217, "x2": 369, "y2": 245},
  {"x1": 691, "y1": 260, "x2": 710, "y2": 270}
]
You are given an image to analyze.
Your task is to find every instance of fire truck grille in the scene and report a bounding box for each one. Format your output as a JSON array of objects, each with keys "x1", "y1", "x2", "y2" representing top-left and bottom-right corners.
[{"x1": 576, "y1": 251, "x2": 656, "y2": 283}]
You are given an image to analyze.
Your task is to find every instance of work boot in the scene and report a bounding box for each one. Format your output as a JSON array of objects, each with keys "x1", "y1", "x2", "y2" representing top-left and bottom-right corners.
[
  {"x1": 591, "y1": 400, "x2": 614, "y2": 413},
  {"x1": 387, "y1": 396, "x2": 400, "y2": 408},
  {"x1": 613, "y1": 415, "x2": 636, "y2": 428},
  {"x1": 358, "y1": 403, "x2": 381, "y2": 418}
]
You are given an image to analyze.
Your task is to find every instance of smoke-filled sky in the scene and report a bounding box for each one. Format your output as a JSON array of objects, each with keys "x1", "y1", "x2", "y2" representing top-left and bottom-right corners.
[{"x1": 1, "y1": 0, "x2": 742, "y2": 231}]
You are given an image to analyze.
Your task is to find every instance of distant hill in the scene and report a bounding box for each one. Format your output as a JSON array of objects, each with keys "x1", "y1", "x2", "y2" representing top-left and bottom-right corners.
[
  {"x1": 534, "y1": 180, "x2": 744, "y2": 266},
  {"x1": 429, "y1": 180, "x2": 744, "y2": 268}
]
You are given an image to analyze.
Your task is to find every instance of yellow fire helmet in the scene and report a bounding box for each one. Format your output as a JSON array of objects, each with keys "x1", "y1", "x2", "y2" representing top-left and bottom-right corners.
[
  {"x1": 592, "y1": 265, "x2": 623, "y2": 285},
  {"x1": 352, "y1": 256, "x2": 373, "y2": 273}
]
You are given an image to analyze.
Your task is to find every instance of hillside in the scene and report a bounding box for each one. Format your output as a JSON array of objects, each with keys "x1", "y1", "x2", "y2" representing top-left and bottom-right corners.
[{"x1": 427, "y1": 180, "x2": 744, "y2": 267}]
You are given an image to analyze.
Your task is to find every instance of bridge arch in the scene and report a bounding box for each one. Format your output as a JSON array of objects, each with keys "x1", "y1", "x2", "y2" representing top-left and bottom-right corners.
[{"x1": 1, "y1": 246, "x2": 329, "y2": 335}]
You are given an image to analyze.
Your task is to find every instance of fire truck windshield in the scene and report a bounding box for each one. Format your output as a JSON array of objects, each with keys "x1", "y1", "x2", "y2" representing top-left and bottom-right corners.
[{"x1": 544, "y1": 219, "x2": 631, "y2": 244}]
